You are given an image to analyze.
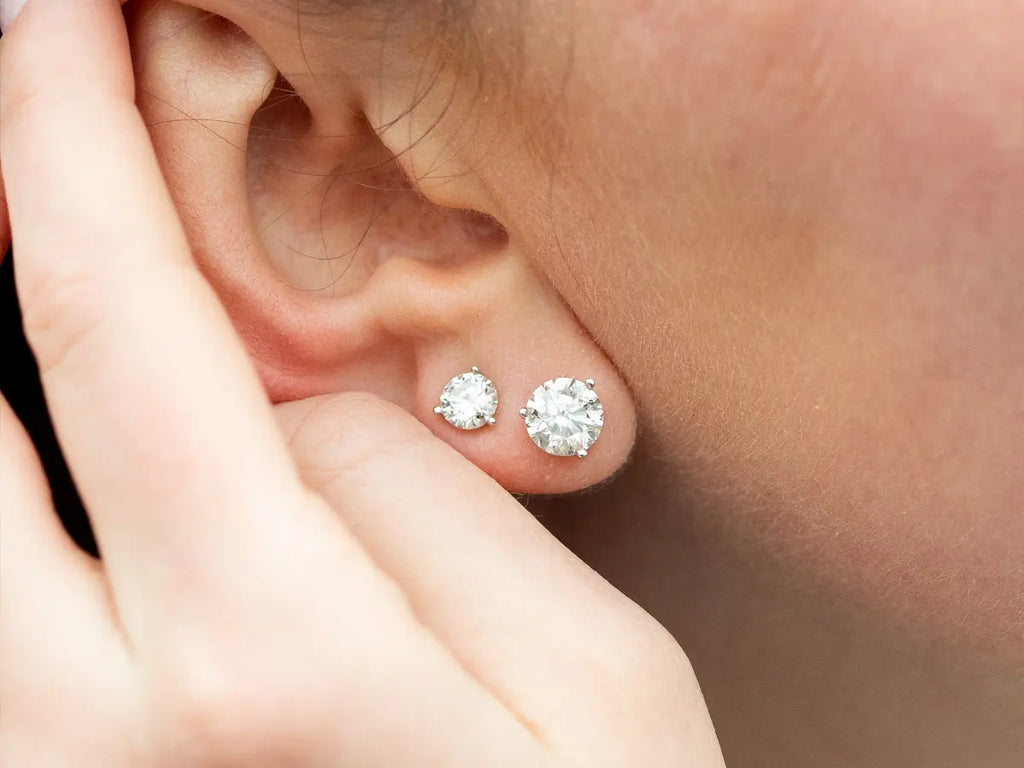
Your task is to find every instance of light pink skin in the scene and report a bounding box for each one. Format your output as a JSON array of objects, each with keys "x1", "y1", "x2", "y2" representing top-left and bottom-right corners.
[{"x1": 2, "y1": 0, "x2": 1022, "y2": 766}]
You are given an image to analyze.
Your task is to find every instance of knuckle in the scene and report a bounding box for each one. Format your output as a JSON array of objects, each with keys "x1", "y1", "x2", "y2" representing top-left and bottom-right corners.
[
  {"x1": 644, "y1": 623, "x2": 698, "y2": 688},
  {"x1": 0, "y1": 47, "x2": 47, "y2": 124},
  {"x1": 0, "y1": 55, "x2": 79, "y2": 149},
  {"x1": 19, "y1": 262, "x2": 113, "y2": 379},
  {"x1": 599, "y1": 613, "x2": 700, "y2": 701},
  {"x1": 155, "y1": 646, "x2": 298, "y2": 759}
]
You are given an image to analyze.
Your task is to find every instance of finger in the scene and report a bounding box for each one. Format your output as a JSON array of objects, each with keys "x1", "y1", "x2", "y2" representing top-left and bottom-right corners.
[
  {"x1": 0, "y1": 407, "x2": 538, "y2": 768},
  {"x1": 0, "y1": 395, "x2": 118, "y2": 700},
  {"x1": 0, "y1": 0, "x2": 305, "y2": 628},
  {"x1": 2, "y1": 17, "x2": 15, "y2": 260},
  {"x1": 277, "y1": 394, "x2": 722, "y2": 763},
  {"x1": 0, "y1": 395, "x2": 104, "y2": 617},
  {"x1": 0, "y1": 397, "x2": 140, "y2": 765}
]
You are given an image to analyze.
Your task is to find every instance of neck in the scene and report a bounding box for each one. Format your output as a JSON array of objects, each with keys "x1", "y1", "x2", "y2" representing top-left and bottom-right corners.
[{"x1": 541, "y1": 447, "x2": 1024, "y2": 768}]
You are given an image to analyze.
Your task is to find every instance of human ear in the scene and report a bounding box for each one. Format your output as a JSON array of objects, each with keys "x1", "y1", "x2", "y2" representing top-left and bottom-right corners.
[{"x1": 127, "y1": 1, "x2": 636, "y2": 495}]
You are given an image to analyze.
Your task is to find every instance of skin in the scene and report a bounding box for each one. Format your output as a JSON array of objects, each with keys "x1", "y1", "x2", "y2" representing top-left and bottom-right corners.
[
  {"x1": 1, "y1": 3, "x2": 721, "y2": 767},
  {"x1": 1, "y1": 0, "x2": 1021, "y2": 766}
]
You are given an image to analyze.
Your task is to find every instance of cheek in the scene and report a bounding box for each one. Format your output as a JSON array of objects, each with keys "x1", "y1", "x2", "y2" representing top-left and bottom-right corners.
[
  {"x1": 481, "y1": 0, "x2": 1024, "y2": 639},
  {"x1": 525, "y1": 0, "x2": 1024, "y2": 437},
  {"x1": 553, "y1": 0, "x2": 1023, "y2": 249}
]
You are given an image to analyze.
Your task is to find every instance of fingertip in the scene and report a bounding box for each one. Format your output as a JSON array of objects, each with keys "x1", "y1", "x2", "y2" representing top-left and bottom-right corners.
[{"x1": 276, "y1": 392, "x2": 432, "y2": 466}]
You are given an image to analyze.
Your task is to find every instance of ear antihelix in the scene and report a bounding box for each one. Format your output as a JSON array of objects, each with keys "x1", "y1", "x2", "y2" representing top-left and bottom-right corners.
[{"x1": 130, "y1": 3, "x2": 277, "y2": 122}]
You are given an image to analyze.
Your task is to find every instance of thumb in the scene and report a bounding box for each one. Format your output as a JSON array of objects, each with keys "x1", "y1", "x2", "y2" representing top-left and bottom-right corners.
[{"x1": 275, "y1": 392, "x2": 725, "y2": 766}]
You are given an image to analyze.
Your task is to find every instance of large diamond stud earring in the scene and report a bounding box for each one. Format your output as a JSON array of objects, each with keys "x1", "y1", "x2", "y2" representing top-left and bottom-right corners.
[
  {"x1": 434, "y1": 366, "x2": 499, "y2": 430},
  {"x1": 520, "y1": 377, "x2": 604, "y2": 458}
]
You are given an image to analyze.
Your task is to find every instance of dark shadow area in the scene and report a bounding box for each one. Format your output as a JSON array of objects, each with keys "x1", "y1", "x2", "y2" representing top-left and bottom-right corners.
[{"x1": 1, "y1": 250, "x2": 97, "y2": 556}]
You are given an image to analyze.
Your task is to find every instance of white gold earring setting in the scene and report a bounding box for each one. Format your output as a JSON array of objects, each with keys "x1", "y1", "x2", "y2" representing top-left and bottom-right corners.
[
  {"x1": 434, "y1": 366, "x2": 499, "y2": 430},
  {"x1": 520, "y1": 377, "x2": 604, "y2": 458}
]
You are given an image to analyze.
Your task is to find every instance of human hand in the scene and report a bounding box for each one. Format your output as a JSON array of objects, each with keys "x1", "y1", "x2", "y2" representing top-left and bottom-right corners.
[{"x1": 0, "y1": 1, "x2": 724, "y2": 766}]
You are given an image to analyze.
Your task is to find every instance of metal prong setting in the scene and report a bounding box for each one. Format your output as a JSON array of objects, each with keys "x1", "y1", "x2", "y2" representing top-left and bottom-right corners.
[
  {"x1": 521, "y1": 377, "x2": 604, "y2": 458},
  {"x1": 435, "y1": 367, "x2": 499, "y2": 429}
]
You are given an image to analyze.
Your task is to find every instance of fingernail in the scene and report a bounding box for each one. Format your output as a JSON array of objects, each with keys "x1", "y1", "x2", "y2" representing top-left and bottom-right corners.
[{"x1": 0, "y1": 0, "x2": 30, "y2": 32}]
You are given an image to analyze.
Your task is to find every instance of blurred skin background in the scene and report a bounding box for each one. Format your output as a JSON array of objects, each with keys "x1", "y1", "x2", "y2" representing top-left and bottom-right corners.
[{"x1": 2, "y1": 1, "x2": 1022, "y2": 765}]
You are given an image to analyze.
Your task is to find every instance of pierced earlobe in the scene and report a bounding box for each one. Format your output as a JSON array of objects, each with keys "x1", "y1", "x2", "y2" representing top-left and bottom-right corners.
[
  {"x1": 521, "y1": 378, "x2": 604, "y2": 458},
  {"x1": 434, "y1": 366, "x2": 499, "y2": 430}
]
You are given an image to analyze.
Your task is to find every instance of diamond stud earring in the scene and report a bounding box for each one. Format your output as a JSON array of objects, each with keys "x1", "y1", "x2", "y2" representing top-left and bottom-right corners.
[
  {"x1": 520, "y1": 377, "x2": 604, "y2": 458},
  {"x1": 434, "y1": 366, "x2": 499, "y2": 430}
]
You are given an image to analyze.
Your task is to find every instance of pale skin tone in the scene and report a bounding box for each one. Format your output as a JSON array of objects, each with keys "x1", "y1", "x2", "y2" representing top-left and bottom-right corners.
[{"x1": 0, "y1": 1, "x2": 1021, "y2": 767}]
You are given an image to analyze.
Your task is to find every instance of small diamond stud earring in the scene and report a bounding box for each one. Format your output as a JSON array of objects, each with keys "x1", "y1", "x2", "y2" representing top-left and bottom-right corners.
[
  {"x1": 434, "y1": 366, "x2": 499, "y2": 430},
  {"x1": 520, "y1": 377, "x2": 604, "y2": 458}
]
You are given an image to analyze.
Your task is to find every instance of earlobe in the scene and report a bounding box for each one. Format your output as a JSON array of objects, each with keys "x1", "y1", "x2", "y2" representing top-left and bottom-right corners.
[{"x1": 130, "y1": 1, "x2": 637, "y2": 494}]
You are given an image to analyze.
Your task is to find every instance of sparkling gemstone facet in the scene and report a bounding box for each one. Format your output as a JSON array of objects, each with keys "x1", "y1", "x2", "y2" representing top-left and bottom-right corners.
[
  {"x1": 437, "y1": 370, "x2": 499, "y2": 430},
  {"x1": 523, "y1": 378, "x2": 604, "y2": 457}
]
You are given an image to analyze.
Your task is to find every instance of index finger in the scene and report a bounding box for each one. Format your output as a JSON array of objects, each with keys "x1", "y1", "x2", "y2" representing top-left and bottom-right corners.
[{"x1": 0, "y1": 0, "x2": 303, "y2": 628}]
